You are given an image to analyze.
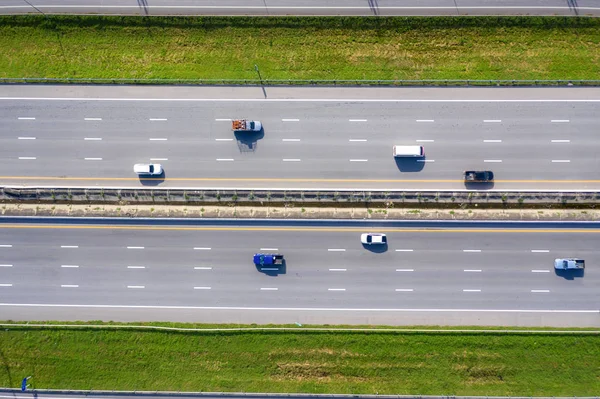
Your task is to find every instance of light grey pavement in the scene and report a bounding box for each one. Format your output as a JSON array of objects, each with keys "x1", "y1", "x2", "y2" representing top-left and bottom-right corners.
[
  {"x1": 0, "y1": 220, "x2": 598, "y2": 326},
  {"x1": 1, "y1": 85, "x2": 600, "y2": 192},
  {"x1": 0, "y1": 0, "x2": 600, "y2": 16},
  {"x1": 0, "y1": 0, "x2": 599, "y2": 17}
]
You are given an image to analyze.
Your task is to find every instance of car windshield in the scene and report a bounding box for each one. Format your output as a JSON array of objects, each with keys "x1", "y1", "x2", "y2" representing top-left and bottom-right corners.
[
  {"x1": 149, "y1": 165, "x2": 154, "y2": 173},
  {"x1": 249, "y1": 122, "x2": 255, "y2": 129}
]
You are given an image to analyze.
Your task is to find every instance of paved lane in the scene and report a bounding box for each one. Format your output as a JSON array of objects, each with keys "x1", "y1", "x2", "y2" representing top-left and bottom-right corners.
[
  {"x1": 1, "y1": 0, "x2": 599, "y2": 17},
  {"x1": 1, "y1": 86, "x2": 600, "y2": 191},
  {"x1": 0, "y1": 221, "x2": 598, "y2": 326}
]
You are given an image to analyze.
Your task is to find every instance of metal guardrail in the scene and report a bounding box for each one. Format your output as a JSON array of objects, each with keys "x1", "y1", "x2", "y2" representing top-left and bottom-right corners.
[{"x1": 1, "y1": 77, "x2": 600, "y2": 87}]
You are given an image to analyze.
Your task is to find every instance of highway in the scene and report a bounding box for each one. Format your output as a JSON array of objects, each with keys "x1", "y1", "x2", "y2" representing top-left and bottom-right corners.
[
  {"x1": 1, "y1": 85, "x2": 600, "y2": 192},
  {"x1": 0, "y1": 0, "x2": 599, "y2": 17},
  {"x1": 0, "y1": 219, "x2": 598, "y2": 326}
]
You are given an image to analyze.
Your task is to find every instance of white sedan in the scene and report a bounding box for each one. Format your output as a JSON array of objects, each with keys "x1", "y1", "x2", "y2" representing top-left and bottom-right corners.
[
  {"x1": 361, "y1": 233, "x2": 387, "y2": 245},
  {"x1": 133, "y1": 163, "x2": 163, "y2": 176}
]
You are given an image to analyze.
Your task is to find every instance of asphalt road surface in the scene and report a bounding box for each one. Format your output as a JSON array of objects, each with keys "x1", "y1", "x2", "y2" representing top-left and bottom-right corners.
[
  {"x1": 1, "y1": 85, "x2": 600, "y2": 192},
  {"x1": 0, "y1": 219, "x2": 598, "y2": 326},
  {"x1": 0, "y1": 0, "x2": 599, "y2": 17}
]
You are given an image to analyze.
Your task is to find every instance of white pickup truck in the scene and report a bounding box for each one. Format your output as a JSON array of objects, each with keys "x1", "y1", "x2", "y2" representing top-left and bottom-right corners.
[
  {"x1": 554, "y1": 258, "x2": 585, "y2": 270},
  {"x1": 232, "y1": 119, "x2": 262, "y2": 132}
]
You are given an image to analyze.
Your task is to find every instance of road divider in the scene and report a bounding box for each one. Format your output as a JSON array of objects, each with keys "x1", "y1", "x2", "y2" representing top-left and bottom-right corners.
[{"x1": 2, "y1": 187, "x2": 600, "y2": 210}]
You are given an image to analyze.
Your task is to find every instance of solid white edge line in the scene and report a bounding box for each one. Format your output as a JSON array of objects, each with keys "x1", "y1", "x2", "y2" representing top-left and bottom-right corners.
[
  {"x1": 194, "y1": 287, "x2": 212, "y2": 290},
  {"x1": 1, "y1": 303, "x2": 597, "y2": 313},
  {"x1": 5, "y1": 98, "x2": 600, "y2": 103}
]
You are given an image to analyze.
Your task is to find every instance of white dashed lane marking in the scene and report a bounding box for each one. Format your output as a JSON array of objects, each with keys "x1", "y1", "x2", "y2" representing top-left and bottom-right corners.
[
  {"x1": 60, "y1": 245, "x2": 78, "y2": 249},
  {"x1": 551, "y1": 140, "x2": 570, "y2": 143},
  {"x1": 349, "y1": 139, "x2": 367, "y2": 142},
  {"x1": 531, "y1": 289, "x2": 550, "y2": 293},
  {"x1": 18, "y1": 157, "x2": 36, "y2": 160},
  {"x1": 349, "y1": 119, "x2": 367, "y2": 122},
  {"x1": 396, "y1": 269, "x2": 414, "y2": 272},
  {"x1": 483, "y1": 140, "x2": 502, "y2": 143},
  {"x1": 84, "y1": 118, "x2": 102, "y2": 121},
  {"x1": 61, "y1": 285, "x2": 79, "y2": 288},
  {"x1": 532, "y1": 270, "x2": 550, "y2": 273},
  {"x1": 149, "y1": 138, "x2": 168, "y2": 141},
  {"x1": 552, "y1": 160, "x2": 570, "y2": 163},
  {"x1": 84, "y1": 158, "x2": 102, "y2": 161},
  {"x1": 283, "y1": 159, "x2": 301, "y2": 162},
  {"x1": 194, "y1": 286, "x2": 212, "y2": 290},
  {"x1": 18, "y1": 137, "x2": 36, "y2": 140},
  {"x1": 18, "y1": 117, "x2": 35, "y2": 120},
  {"x1": 216, "y1": 158, "x2": 234, "y2": 161},
  {"x1": 193, "y1": 247, "x2": 211, "y2": 250},
  {"x1": 61, "y1": 265, "x2": 79, "y2": 268},
  {"x1": 463, "y1": 289, "x2": 482, "y2": 292},
  {"x1": 215, "y1": 138, "x2": 234, "y2": 141},
  {"x1": 84, "y1": 138, "x2": 102, "y2": 141},
  {"x1": 483, "y1": 120, "x2": 501, "y2": 123},
  {"x1": 551, "y1": 120, "x2": 570, "y2": 123},
  {"x1": 416, "y1": 120, "x2": 434, "y2": 122},
  {"x1": 328, "y1": 288, "x2": 346, "y2": 291},
  {"x1": 395, "y1": 289, "x2": 414, "y2": 292},
  {"x1": 127, "y1": 285, "x2": 145, "y2": 289},
  {"x1": 531, "y1": 250, "x2": 550, "y2": 253},
  {"x1": 149, "y1": 118, "x2": 167, "y2": 121},
  {"x1": 484, "y1": 159, "x2": 502, "y2": 163},
  {"x1": 260, "y1": 287, "x2": 279, "y2": 291},
  {"x1": 282, "y1": 119, "x2": 300, "y2": 122},
  {"x1": 282, "y1": 139, "x2": 301, "y2": 142}
]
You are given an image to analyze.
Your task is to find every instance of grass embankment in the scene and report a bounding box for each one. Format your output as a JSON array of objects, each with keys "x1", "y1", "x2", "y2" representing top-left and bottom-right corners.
[
  {"x1": 1, "y1": 16, "x2": 600, "y2": 81},
  {"x1": 1, "y1": 323, "x2": 599, "y2": 395}
]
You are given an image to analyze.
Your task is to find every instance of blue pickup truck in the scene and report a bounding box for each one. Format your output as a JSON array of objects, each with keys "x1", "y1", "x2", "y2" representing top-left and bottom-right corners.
[{"x1": 253, "y1": 253, "x2": 284, "y2": 266}]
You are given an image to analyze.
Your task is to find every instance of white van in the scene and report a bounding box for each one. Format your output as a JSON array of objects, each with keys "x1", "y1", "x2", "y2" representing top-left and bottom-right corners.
[{"x1": 393, "y1": 145, "x2": 424, "y2": 157}]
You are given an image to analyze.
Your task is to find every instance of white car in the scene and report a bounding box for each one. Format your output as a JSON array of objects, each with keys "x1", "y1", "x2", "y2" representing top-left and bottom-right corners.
[
  {"x1": 361, "y1": 233, "x2": 387, "y2": 245},
  {"x1": 133, "y1": 163, "x2": 163, "y2": 176}
]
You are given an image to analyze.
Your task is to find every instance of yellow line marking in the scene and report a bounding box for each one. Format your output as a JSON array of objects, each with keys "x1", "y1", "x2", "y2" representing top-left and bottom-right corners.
[
  {"x1": 0, "y1": 225, "x2": 598, "y2": 233},
  {"x1": 1, "y1": 176, "x2": 600, "y2": 183}
]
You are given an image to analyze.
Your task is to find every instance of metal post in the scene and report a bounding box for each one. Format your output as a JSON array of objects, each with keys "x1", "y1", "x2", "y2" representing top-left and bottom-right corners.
[{"x1": 254, "y1": 64, "x2": 264, "y2": 86}]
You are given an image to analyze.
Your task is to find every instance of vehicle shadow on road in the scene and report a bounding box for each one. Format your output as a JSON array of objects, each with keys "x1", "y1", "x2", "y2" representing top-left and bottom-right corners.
[
  {"x1": 139, "y1": 171, "x2": 166, "y2": 186},
  {"x1": 256, "y1": 260, "x2": 287, "y2": 276},
  {"x1": 465, "y1": 182, "x2": 495, "y2": 190},
  {"x1": 362, "y1": 243, "x2": 388, "y2": 253},
  {"x1": 395, "y1": 158, "x2": 425, "y2": 172},
  {"x1": 554, "y1": 268, "x2": 584, "y2": 280},
  {"x1": 235, "y1": 129, "x2": 265, "y2": 153}
]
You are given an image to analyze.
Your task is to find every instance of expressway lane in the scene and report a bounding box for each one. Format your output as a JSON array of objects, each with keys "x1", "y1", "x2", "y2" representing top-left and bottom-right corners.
[
  {"x1": 1, "y1": 86, "x2": 600, "y2": 191},
  {"x1": 0, "y1": 0, "x2": 599, "y2": 17},
  {"x1": 0, "y1": 220, "x2": 598, "y2": 326}
]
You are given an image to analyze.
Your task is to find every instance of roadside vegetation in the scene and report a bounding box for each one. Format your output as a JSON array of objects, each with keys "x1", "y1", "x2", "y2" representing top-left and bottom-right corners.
[
  {"x1": 1, "y1": 16, "x2": 599, "y2": 81},
  {"x1": 1, "y1": 322, "x2": 598, "y2": 395}
]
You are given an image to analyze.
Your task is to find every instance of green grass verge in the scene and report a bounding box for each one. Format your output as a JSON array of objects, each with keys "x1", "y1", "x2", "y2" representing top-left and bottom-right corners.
[
  {"x1": 1, "y1": 15, "x2": 600, "y2": 81},
  {"x1": 1, "y1": 322, "x2": 599, "y2": 395}
]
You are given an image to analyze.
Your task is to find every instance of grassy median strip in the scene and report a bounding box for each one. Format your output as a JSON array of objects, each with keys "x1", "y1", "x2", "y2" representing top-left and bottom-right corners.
[
  {"x1": 1, "y1": 323, "x2": 599, "y2": 395},
  {"x1": 1, "y1": 16, "x2": 600, "y2": 81}
]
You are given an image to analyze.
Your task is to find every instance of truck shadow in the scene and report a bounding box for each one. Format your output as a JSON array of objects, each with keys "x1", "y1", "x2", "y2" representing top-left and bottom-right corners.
[
  {"x1": 395, "y1": 158, "x2": 425, "y2": 172},
  {"x1": 256, "y1": 260, "x2": 286, "y2": 276},
  {"x1": 554, "y1": 268, "x2": 584, "y2": 280},
  {"x1": 465, "y1": 182, "x2": 495, "y2": 190},
  {"x1": 235, "y1": 129, "x2": 265, "y2": 152},
  {"x1": 362, "y1": 243, "x2": 388, "y2": 253},
  {"x1": 139, "y1": 171, "x2": 166, "y2": 186}
]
